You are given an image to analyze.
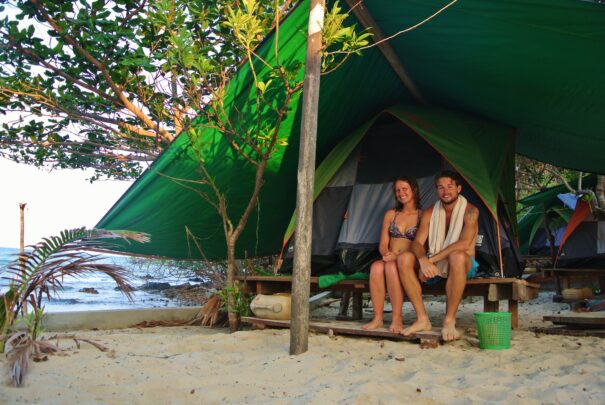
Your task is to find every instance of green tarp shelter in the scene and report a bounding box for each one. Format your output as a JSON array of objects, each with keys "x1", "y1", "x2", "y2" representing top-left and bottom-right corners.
[{"x1": 97, "y1": 0, "x2": 605, "y2": 260}]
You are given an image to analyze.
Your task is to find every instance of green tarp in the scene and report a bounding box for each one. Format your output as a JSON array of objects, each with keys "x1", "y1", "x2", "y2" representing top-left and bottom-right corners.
[{"x1": 98, "y1": 0, "x2": 605, "y2": 259}]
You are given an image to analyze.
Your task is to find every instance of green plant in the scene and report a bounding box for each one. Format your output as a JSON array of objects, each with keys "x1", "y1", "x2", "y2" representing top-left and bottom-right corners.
[
  {"x1": 0, "y1": 227, "x2": 149, "y2": 386},
  {"x1": 217, "y1": 282, "x2": 251, "y2": 317}
]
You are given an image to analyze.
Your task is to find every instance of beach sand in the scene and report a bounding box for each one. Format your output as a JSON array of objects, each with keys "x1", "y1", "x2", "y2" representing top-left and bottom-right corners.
[{"x1": 2, "y1": 292, "x2": 604, "y2": 404}]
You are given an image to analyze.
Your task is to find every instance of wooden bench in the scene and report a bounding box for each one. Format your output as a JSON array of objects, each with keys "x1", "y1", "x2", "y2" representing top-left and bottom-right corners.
[
  {"x1": 541, "y1": 268, "x2": 605, "y2": 302},
  {"x1": 236, "y1": 275, "x2": 540, "y2": 329}
]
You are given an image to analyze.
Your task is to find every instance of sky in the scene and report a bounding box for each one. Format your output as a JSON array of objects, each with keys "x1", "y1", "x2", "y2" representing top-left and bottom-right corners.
[{"x1": 0, "y1": 159, "x2": 133, "y2": 248}]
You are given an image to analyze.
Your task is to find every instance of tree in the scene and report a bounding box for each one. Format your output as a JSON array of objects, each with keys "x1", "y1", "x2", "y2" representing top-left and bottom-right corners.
[
  {"x1": 0, "y1": 0, "x2": 293, "y2": 180},
  {"x1": 177, "y1": 0, "x2": 368, "y2": 331}
]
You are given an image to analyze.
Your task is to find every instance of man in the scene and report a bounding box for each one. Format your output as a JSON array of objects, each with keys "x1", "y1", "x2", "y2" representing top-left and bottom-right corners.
[{"x1": 396, "y1": 170, "x2": 479, "y2": 341}]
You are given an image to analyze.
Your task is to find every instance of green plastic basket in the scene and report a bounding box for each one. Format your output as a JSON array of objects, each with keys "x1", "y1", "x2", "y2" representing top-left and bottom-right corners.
[{"x1": 474, "y1": 312, "x2": 511, "y2": 350}]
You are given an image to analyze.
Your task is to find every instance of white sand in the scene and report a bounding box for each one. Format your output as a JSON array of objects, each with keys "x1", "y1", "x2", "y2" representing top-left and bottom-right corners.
[{"x1": 2, "y1": 292, "x2": 604, "y2": 404}]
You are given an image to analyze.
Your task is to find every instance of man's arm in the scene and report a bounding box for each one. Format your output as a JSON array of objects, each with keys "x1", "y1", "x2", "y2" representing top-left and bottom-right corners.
[{"x1": 429, "y1": 205, "x2": 479, "y2": 264}]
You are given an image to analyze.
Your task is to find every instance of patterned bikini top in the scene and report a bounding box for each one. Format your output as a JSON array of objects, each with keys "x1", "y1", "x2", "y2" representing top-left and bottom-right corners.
[{"x1": 388, "y1": 211, "x2": 420, "y2": 240}]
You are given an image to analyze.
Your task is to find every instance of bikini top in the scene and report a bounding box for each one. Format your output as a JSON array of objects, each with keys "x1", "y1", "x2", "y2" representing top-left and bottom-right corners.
[{"x1": 388, "y1": 210, "x2": 420, "y2": 240}]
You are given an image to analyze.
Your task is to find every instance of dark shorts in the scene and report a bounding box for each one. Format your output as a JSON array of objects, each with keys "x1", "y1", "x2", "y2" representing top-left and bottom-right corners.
[{"x1": 424, "y1": 257, "x2": 479, "y2": 286}]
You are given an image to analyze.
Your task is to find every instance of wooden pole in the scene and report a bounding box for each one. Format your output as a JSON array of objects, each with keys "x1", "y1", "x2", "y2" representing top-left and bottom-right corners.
[
  {"x1": 344, "y1": 0, "x2": 425, "y2": 104},
  {"x1": 290, "y1": 0, "x2": 325, "y2": 356},
  {"x1": 19, "y1": 203, "x2": 26, "y2": 272}
]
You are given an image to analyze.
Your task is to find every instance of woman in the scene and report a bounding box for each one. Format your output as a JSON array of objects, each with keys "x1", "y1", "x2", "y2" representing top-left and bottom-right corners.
[{"x1": 362, "y1": 175, "x2": 421, "y2": 333}]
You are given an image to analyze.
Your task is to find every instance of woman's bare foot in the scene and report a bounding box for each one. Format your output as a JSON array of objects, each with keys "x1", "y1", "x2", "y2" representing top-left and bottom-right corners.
[
  {"x1": 441, "y1": 320, "x2": 461, "y2": 341},
  {"x1": 361, "y1": 318, "x2": 383, "y2": 331},
  {"x1": 401, "y1": 318, "x2": 432, "y2": 336},
  {"x1": 389, "y1": 322, "x2": 404, "y2": 334}
]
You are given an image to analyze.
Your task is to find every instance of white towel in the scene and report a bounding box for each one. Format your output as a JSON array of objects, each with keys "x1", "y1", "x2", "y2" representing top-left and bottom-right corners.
[{"x1": 428, "y1": 195, "x2": 467, "y2": 277}]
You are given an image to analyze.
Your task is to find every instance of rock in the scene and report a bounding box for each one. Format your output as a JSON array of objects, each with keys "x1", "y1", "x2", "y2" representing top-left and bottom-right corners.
[
  {"x1": 139, "y1": 282, "x2": 171, "y2": 291},
  {"x1": 79, "y1": 287, "x2": 99, "y2": 294},
  {"x1": 175, "y1": 282, "x2": 193, "y2": 290},
  {"x1": 114, "y1": 284, "x2": 136, "y2": 292}
]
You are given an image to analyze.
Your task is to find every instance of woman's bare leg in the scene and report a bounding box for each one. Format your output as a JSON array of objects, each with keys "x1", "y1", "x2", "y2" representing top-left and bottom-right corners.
[
  {"x1": 385, "y1": 260, "x2": 404, "y2": 333},
  {"x1": 397, "y1": 252, "x2": 432, "y2": 336},
  {"x1": 362, "y1": 260, "x2": 386, "y2": 330}
]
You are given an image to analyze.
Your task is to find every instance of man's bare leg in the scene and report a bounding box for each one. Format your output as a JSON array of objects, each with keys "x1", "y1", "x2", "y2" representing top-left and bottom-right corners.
[
  {"x1": 384, "y1": 261, "x2": 404, "y2": 333},
  {"x1": 442, "y1": 250, "x2": 471, "y2": 341},
  {"x1": 397, "y1": 252, "x2": 432, "y2": 336},
  {"x1": 362, "y1": 261, "x2": 386, "y2": 330}
]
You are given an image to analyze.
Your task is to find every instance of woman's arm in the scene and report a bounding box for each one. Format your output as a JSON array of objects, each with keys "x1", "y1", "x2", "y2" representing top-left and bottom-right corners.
[{"x1": 378, "y1": 209, "x2": 394, "y2": 257}]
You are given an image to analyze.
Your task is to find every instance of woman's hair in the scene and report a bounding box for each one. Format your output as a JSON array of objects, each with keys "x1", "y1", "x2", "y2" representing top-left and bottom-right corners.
[{"x1": 393, "y1": 175, "x2": 421, "y2": 211}]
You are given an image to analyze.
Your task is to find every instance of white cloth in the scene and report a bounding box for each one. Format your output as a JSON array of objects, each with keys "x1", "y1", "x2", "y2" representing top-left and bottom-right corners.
[{"x1": 428, "y1": 195, "x2": 468, "y2": 277}]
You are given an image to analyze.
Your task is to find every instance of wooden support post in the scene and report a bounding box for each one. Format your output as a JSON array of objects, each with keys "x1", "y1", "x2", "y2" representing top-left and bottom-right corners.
[
  {"x1": 290, "y1": 0, "x2": 325, "y2": 356},
  {"x1": 344, "y1": 0, "x2": 424, "y2": 103},
  {"x1": 508, "y1": 299, "x2": 518, "y2": 329},
  {"x1": 488, "y1": 284, "x2": 511, "y2": 301},
  {"x1": 352, "y1": 292, "x2": 363, "y2": 320},
  {"x1": 483, "y1": 296, "x2": 499, "y2": 312},
  {"x1": 512, "y1": 280, "x2": 540, "y2": 301},
  {"x1": 19, "y1": 203, "x2": 26, "y2": 273},
  {"x1": 338, "y1": 292, "x2": 351, "y2": 317}
]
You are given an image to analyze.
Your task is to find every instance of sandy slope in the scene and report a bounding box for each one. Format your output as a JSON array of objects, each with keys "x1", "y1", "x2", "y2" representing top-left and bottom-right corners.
[{"x1": 2, "y1": 292, "x2": 604, "y2": 405}]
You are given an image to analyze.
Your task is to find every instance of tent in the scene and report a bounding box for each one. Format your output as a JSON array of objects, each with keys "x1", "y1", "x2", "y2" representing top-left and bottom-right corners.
[
  {"x1": 557, "y1": 200, "x2": 605, "y2": 268},
  {"x1": 518, "y1": 176, "x2": 605, "y2": 267},
  {"x1": 97, "y1": 1, "x2": 605, "y2": 263},
  {"x1": 279, "y1": 107, "x2": 522, "y2": 277}
]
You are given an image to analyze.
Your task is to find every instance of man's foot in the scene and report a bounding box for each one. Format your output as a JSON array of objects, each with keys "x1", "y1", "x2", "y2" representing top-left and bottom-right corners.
[
  {"x1": 361, "y1": 318, "x2": 383, "y2": 331},
  {"x1": 401, "y1": 318, "x2": 432, "y2": 336},
  {"x1": 389, "y1": 322, "x2": 404, "y2": 334},
  {"x1": 441, "y1": 320, "x2": 461, "y2": 341}
]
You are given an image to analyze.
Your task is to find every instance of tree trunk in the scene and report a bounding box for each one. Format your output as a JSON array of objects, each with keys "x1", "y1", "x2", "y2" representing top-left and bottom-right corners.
[
  {"x1": 290, "y1": 0, "x2": 324, "y2": 356},
  {"x1": 226, "y1": 239, "x2": 240, "y2": 332},
  {"x1": 542, "y1": 204, "x2": 556, "y2": 264}
]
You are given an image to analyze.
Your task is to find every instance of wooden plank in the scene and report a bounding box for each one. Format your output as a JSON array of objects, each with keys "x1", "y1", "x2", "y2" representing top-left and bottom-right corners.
[
  {"x1": 236, "y1": 275, "x2": 535, "y2": 287},
  {"x1": 241, "y1": 317, "x2": 441, "y2": 346},
  {"x1": 543, "y1": 314, "x2": 605, "y2": 326},
  {"x1": 545, "y1": 268, "x2": 605, "y2": 275},
  {"x1": 488, "y1": 284, "x2": 512, "y2": 301},
  {"x1": 512, "y1": 280, "x2": 540, "y2": 301},
  {"x1": 530, "y1": 326, "x2": 605, "y2": 338}
]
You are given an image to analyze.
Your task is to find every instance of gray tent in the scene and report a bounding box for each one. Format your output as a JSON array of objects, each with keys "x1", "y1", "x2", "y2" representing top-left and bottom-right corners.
[{"x1": 280, "y1": 109, "x2": 523, "y2": 278}]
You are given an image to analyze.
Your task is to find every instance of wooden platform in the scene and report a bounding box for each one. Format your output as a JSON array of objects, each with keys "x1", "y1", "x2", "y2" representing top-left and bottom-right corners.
[
  {"x1": 530, "y1": 313, "x2": 605, "y2": 338},
  {"x1": 543, "y1": 314, "x2": 605, "y2": 327},
  {"x1": 541, "y1": 268, "x2": 605, "y2": 302},
  {"x1": 241, "y1": 316, "x2": 442, "y2": 348},
  {"x1": 529, "y1": 326, "x2": 605, "y2": 338},
  {"x1": 236, "y1": 275, "x2": 540, "y2": 329}
]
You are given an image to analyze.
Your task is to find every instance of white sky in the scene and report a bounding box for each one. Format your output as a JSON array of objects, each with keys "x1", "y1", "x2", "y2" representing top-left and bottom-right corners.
[{"x1": 0, "y1": 159, "x2": 133, "y2": 248}]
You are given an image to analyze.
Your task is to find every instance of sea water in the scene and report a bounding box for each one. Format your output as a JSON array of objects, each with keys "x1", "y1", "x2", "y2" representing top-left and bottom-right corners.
[{"x1": 0, "y1": 247, "x2": 205, "y2": 312}]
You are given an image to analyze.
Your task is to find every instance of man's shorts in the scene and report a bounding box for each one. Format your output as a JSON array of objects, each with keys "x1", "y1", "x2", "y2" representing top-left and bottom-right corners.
[{"x1": 424, "y1": 257, "x2": 479, "y2": 286}]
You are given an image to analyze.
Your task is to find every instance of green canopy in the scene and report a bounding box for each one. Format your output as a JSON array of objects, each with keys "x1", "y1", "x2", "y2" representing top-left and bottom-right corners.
[{"x1": 98, "y1": 0, "x2": 605, "y2": 259}]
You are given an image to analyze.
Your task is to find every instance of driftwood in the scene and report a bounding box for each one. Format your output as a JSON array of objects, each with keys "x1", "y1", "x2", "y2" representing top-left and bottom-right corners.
[{"x1": 133, "y1": 295, "x2": 227, "y2": 328}]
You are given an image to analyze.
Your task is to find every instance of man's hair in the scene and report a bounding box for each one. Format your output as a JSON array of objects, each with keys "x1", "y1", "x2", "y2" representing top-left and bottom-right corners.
[{"x1": 434, "y1": 170, "x2": 461, "y2": 186}]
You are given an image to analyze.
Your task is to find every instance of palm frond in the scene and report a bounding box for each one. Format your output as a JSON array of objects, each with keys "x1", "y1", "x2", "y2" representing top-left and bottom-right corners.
[{"x1": 3, "y1": 228, "x2": 149, "y2": 315}]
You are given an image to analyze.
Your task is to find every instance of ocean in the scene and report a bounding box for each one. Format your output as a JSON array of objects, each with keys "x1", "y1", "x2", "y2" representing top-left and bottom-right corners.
[{"x1": 0, "y1": 247, "x2": 204, "y2": 312}]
